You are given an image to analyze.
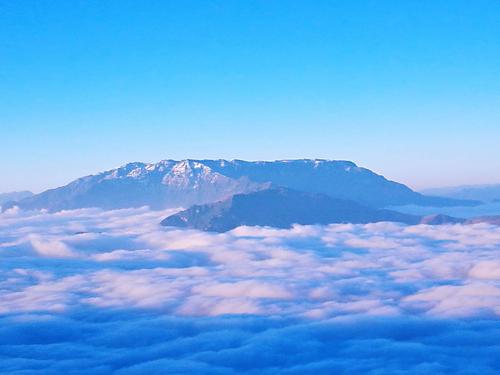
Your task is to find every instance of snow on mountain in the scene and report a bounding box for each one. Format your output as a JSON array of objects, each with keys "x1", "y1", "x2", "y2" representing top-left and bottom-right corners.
[
  {"x1": 2, "y1": 159, "x2": 477, "y2": 212},
  {"x1": 2, "y1": 160, "x2": 267, "y2": 212}
]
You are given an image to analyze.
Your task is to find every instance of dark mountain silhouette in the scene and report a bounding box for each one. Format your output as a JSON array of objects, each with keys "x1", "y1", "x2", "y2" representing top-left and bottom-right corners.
[{"x1": 161, "y1": 187, "x2": 430, "y2": 232}]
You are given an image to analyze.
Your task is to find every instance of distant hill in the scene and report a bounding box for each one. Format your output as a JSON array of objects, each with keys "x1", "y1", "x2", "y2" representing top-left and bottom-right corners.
[
  {"x1": 160, "y1": 187, "x2": 465, "y2": 232},
  {"x1": 0, "y1": 191, "x2": 33, "y2": 207},
  {"x1": 466, "y1": 216, "x2": 500, "y2": 225},
  {"x1": 2, "y1": 159, "x2": 477, "y2": 213},
  {"x1": 419, "y1": 214, "x2": 465, "y2": 225},
  {"x1": 422, "y1": 184, "x2": 500, "y2": 203}
]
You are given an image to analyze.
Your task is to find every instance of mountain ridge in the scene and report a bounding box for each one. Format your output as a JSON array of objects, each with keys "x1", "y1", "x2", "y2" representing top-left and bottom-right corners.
[
  {"x1": 160, "y1": 187, "x2": 467, "y2": 232},
  {"x1": 422, "y1": 183, "x2": 500, "y2": 203},
  {"x1": 2, "y1": 159, "x2": 478, "y2": 212}
]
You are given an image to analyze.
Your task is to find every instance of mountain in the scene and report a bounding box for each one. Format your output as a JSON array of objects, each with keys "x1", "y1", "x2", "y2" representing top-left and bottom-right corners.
[
  {"x1": 465, "y1": 216, "x2": 500, "y2": 225},
  {"x1": 160, "y1": 188, "x2": 467, "y2": 232},
  {"x1": 2, "y1": 160, "x2": 267, "y2": 212},
  {"x1": 199, "y1": 159, "x2": 477, "y2": 207},
  {"x1": 419, "y1": 214, "x2": 466, "y2": 225},
  {"x1": 3, "y1": 159, "x2": 477, "y2": 212},
  {"x1": 0, "y1": 191, "x2": 33, "y2": 207},
  {"x1": 422, "y1": 184, "x2": 500, "y2": 203}
]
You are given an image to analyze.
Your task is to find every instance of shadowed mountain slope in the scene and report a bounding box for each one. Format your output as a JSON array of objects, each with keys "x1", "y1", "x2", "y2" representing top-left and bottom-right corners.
[{"x1": 161, "y1": 187, "x2": 428, "y2": 232}]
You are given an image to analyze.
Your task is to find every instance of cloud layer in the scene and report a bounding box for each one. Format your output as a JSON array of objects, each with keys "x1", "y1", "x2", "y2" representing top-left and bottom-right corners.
[{"x1": 1, "y1": 207, "x2": 499, "y2": 373}]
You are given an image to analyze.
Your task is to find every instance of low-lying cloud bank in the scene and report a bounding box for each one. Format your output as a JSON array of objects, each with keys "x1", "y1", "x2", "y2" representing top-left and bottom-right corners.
[{"x1": 1, "y1": 207, "x2": 499, "y2": 373}]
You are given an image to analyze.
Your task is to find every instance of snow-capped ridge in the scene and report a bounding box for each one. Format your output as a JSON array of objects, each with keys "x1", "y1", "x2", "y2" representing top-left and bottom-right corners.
[{"x1": 2, "y1": 159, "x2": 479, "y2": 212}]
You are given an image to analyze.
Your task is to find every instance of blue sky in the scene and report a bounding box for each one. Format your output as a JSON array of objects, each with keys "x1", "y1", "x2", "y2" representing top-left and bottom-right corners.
[{"x1": 1, "y1": 0, "x2": 499, "y2": 193}]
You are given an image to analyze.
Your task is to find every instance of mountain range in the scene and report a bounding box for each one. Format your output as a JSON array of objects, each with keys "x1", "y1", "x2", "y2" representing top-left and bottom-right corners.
[
  {"x1": 2, "y1": 159, "x2": 477, "y2": 213},
  {"x1": 422, "y1": 184, "x2": 500, "y2": 203}
]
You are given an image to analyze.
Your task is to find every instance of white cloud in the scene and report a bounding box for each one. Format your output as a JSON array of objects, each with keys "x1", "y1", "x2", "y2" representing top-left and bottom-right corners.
[
  {"x1": 1, "y1": 207, "x2": 499, "y2": 373},
  {"x1": 1, "y1": 208, "x2": 499, "y2": 319},
  {"x1": 469, "y1": 260, "x2": 500, "y2": 280},
  {"x1": 29, "y1": 234, "x2": 79, "y2": 258},
  {"x1": 403, "y1": 282, "x2": 500, "y2": 317}
]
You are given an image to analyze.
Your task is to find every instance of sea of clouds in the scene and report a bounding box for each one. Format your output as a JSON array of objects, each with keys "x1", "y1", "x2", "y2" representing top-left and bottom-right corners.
[{"x1": 1, "y1": 207, "x2": 499, "y2": 374}]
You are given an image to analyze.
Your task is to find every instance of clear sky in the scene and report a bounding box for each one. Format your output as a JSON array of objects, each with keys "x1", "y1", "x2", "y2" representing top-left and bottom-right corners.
[{"x1": 1, "y1": 0, "x2": 499, "y2": 193}]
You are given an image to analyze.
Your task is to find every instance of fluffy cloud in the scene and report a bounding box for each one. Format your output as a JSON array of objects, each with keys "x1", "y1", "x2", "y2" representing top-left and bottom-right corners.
[{"x1": 0, "y1": 208, "x2": 499, "y2": 373}]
